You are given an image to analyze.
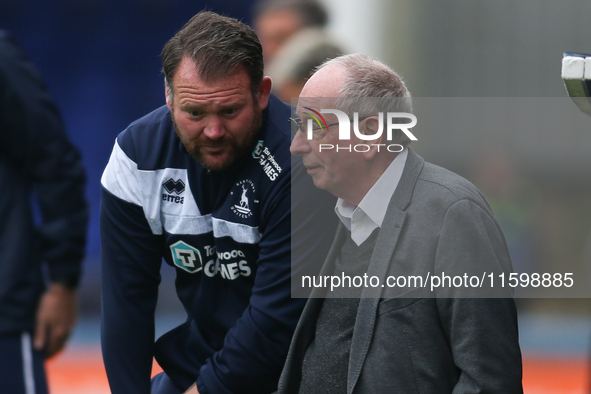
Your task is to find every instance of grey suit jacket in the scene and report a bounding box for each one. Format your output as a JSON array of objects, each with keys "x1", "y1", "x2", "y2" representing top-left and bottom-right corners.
[{"x1": 278, "y1": 149, "x2": 523, "y2": 393}]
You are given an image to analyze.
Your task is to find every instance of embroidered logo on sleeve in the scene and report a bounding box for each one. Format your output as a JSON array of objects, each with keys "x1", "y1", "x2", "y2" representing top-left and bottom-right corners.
[{"x1": 170, "y1": 241, "x2": 202, "y2": 273}]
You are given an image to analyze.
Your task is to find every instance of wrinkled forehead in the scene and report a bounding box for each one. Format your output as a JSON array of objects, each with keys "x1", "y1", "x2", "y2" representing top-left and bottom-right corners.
[
  {"x1": 295, "y1": 64, "x2": 346, "y2": 118},
  {"x1": 295, "y1": 96, "x2": 339, "y2": 119}
]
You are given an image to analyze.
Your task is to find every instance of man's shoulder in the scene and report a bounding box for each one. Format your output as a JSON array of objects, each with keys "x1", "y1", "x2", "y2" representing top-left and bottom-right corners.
[
  {"x1": 259, "y1": 95, "x2": 293, "y2": 161},
  {"x1": 249, "y1": 95, "x2": 294, "y2": 183},
  {"x1": 116, "y1": 105, "x2": 181, "y2": 170},
  {"x1": 409, "y1": 156, "x2": 490, "y2": 211},
  {"x1": 0, "y1": 31, "x2": 24, "y2": 65},
  {"x1": 263, "y1": 94, "x2": 292, "y2": 141},
  {"x1": 420, "y1": 162, "x2": 481, "y2": 197}
]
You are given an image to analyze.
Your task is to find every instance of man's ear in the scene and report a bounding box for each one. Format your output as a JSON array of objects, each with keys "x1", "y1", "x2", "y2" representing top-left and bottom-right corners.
[
  {"x1": 165, "y1": 80, "x2": 173, "y2": 111},
  {"x1": 360, "y1": 116, "x2": 383, "y2": 160},
  {"x1": 257, "y1": 76, "x2": 273, "y2": 110}
]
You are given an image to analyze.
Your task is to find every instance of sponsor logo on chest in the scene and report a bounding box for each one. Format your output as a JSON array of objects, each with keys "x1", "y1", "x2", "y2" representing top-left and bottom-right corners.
[
  {"x1": 162, "y1": 178, "x2": 185, "y2": 204},
  {"x1": 257, "y1": 146, "x2": 282, "y2": 181},
  {"x1": 170, "y1": 242, "x2": 252, "y2": 280},
  {"x1": 170, "y1": 240, "x2": 202, "y2": 273}
]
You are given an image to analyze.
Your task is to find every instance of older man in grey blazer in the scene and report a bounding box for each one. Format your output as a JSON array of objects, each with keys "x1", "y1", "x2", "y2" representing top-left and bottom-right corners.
[{"x1": 280, "y1": 54, "x2": 523, "y2": 393}]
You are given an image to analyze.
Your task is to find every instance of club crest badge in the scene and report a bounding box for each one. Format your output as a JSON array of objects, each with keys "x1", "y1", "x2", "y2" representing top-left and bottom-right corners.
[{"x1": 231, "y1": 179, "x2": 256, "y2": 219}]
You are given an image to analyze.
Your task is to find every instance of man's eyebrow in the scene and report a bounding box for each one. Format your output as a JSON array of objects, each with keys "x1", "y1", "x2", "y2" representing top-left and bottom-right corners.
[
  {"x1": 296, "y1": 109, "x2": 316, "y2": 119},
  {"x1": 179, "y1": 98, "x2": 246, "y2": 111},
  {"x1": 179, "y1": 103, "x2": 205, "y2": 111},
  {"x1": 220, "y1": 97, "x2": 247, "y2": 107}
]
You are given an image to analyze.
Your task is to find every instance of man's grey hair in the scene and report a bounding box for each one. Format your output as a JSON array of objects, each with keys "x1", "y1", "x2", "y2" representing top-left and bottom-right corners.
[
  {"x1": 253, "y1": 0, "x2": 329, "y2": 29},
  {"x1": 315, "y1": 53, "x2": 414, "y2": 146}
]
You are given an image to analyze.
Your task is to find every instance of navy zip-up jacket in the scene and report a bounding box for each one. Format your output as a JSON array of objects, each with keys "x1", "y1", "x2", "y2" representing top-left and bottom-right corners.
[
  {"x1": 100, "y1": 95, "x2": 336, "y2": 393},
  {"x1": 0, "y1": 31, "x2": 88, "y2": 334}
]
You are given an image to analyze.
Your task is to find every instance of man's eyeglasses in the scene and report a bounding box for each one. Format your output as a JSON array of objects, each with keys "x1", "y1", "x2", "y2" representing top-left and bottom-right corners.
[{"x1": 289, "y1": 117, "x2": 340, "y2": 137}]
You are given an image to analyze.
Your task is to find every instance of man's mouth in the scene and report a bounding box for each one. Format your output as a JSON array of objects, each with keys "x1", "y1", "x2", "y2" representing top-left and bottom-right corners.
[
  {"x1": 305, "y1": 164, "x2": 321, "y2": 174},
  {"x1": 200, "y1": 144, "x2": 227, "y2": 154}
]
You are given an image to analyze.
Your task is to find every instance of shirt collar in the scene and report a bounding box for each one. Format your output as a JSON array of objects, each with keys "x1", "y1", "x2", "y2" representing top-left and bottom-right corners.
[{"x1": 335, "y1": 148, "x2": 408, "y2": 231}]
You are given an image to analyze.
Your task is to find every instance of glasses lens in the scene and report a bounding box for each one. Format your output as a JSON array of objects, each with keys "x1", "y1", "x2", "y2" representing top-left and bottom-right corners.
[{"x1": 289, "y1": 118, "x2": 301, "y2": 136}]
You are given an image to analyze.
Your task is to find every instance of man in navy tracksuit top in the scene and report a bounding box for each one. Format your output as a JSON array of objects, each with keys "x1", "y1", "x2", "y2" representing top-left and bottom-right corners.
[
  {"x1": 0, "y1": 31, "x2": 88, "y2": 394},
  {"x1": 100, "y1": 11, "x2": 336, "y2": 394}
]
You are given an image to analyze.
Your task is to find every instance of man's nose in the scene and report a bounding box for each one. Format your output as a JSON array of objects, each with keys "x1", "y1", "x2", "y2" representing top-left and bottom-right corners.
[
  {"x1": 290, "y1": 130, "x2": 311, "y2": 156},
  {"x1": 203, "y1": 117, "x2": 225, "y2": 140}
]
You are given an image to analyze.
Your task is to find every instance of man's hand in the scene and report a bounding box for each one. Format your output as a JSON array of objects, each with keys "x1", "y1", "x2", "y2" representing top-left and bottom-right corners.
[
  {"x1": 183, "y1": 383, "x2": 199, "y2": 394},
  {"x1": 34, "y1": 283, "x2": 77, "y2": 358}
]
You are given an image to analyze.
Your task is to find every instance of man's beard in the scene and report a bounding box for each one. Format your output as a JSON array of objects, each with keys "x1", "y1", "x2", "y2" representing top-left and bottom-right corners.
[{"x1": 172, "y1": 105, "x2": 263, "y2": 171}]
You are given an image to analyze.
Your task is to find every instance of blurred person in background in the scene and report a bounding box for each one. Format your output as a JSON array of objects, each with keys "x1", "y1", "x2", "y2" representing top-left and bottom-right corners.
[
  {"x1": 0, "y1": 30, "x2": 88, "y2": 394},
  {"x1": 253, "y1": 0, "x2": 345, "y2": 103}
]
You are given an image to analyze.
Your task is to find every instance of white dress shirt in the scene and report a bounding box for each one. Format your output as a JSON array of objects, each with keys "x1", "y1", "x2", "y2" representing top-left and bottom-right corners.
[{"x1": 335, "y1": 148, "x2": 408, "y2": 246}]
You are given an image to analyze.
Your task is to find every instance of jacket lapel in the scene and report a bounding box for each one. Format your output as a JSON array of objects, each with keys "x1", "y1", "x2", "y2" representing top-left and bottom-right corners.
[{"x1": 346, "y1": 149, "x2": 424, "y2": 394}]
